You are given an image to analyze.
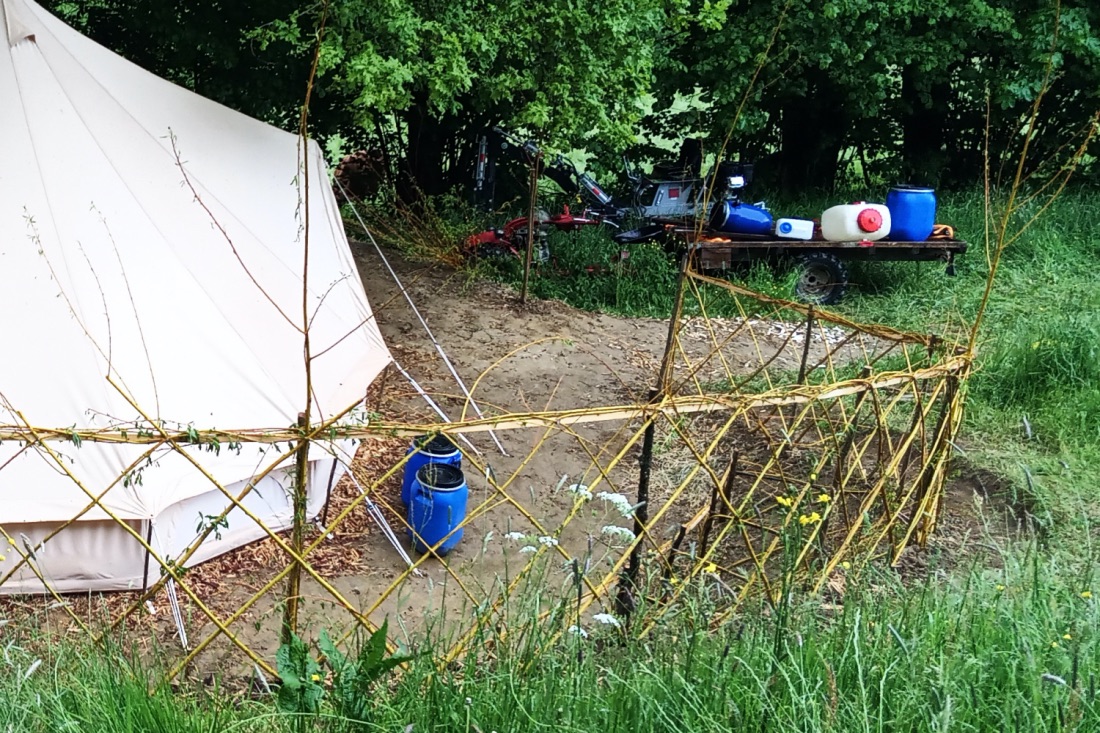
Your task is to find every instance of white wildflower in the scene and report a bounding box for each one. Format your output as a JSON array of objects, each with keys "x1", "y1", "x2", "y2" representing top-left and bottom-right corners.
[
  {"x1": 537, "y1": 536, "x2": 559, "y2": 547},
  {"x1": 567, "y1": 625, "x2": 588, "y2": 639},
  {"x1": 601, "y1": 525, "x2": 635, "y2": 542},
  {"x1": 593, "y1": 613, "x2": 621, "y2": 628},
  {"x1": 566, "y1": 484, "x2": 593, "y2": 501},
  {"x1": 519, "y1": 546, "x2": 538, "y2": 555},
  {"x1": 503, "y1": 531, "x2": 526, "y2": 542},
  {"x1": 596, "y1": 491, "x2": 635, "y2": 516}
]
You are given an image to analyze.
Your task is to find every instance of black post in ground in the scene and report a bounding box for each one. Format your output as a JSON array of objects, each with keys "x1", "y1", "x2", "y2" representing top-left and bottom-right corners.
[
  {"x1": 616, "y1": 251, "x2": 691, "y2": 617},
  {"x1": 520, "y1": 152, "x2": 541, "y2": 305},
  {"x1": 699, "y1": 450, "x2": 739, "y2": 559},
  {"x1": 796, "y1": 304, "x2": 816, "y2": 385}
]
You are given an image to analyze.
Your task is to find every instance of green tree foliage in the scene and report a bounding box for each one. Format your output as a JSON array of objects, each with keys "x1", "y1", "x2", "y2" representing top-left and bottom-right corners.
[
  {"x1": 46, "y1": 1, "x2": 335, "y2": 129},
  {"x1": 651, "y1": 0, "x2": 1100, "y2": 191},
  {"x1": 247, "y1": 0, "x2": 666, "y2": 199},
  {"x1": 45, "y1": 0, "x2": 1098, "y2": 195}
]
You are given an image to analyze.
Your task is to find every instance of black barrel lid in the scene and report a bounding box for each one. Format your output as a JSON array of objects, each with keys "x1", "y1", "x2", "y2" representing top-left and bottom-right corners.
[
  {"x1": 415, "y1": 433, "x2": 457, "y2": 457},
  {"x1": 416, "y1": 463, "x2": 465, "y2": 490}
]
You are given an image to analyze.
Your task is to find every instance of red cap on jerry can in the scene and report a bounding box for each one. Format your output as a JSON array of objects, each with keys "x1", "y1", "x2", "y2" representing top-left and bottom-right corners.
[{"x1": 857, "y1": 208, "x2": 882, "y2": 233}]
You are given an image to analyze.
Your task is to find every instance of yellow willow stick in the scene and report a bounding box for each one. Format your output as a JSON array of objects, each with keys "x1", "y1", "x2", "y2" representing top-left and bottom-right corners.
[
  {"x1": 690, "y1": 397, "x2": 833, "y2": 607},
  {"x1": 809, "y1": 383, "x2": 948, "y2": 592},
  {"x1": 0, "y1": 358, "x2": 968, "y2": 445},
  {"x1": 461, "y1": 417, "x2": 674, "y2": 666},
  {"x1": 836, "y1": 376, "x2": 937, "y2": 489},
  {"x1": 166, "y1": 444, "x2": 428, "y2": 679},
  {"x1": 536, "y1": 407, "x2": 746, "y2": 652},
  {"x1": 644, "y1": 446, "x2": 836, "y2": 633},
  {"x1": 0, "y1": 441, "x2": 165, "y2": 588},
  {"x1": 441, "y1": 418, "x2": 653, "y2": 663},
  {"x1": 102, "y1": 392, "x2": 390, "y2": 634},
  {"x1": 702, "y1": 390, "x2": 944, "y2": 629},
  {"x1": 350, "y1": 420, "x2": 605, "y2": 638},
  {"x1": 686, "y1": 277, "x2": 736, "y2": 386},
  {"x1": 672, "y1": 331, "x2": 706, "y2": 396},
  {"x1": 15, "y1": 412, "x2": 278, "y2": 677},
  {"x1": 688, "y1": 270, "x2": 945, "y2": 347},
  {"x1": 892, "y1": 447, "x2": 953, "y2": 560},
  {"x1": 458, "y1": 336, "x2": 564, "y2": 422},
  {"x1": 113, "y1": 387, "x2": 390, "y2": 640},
  {"x1": 310, "y1": 490, "x2": 516, "y2": 662},
  {"x1": 680, "y1": 442, "x2": 834, "y2": 612},
  {"x1": 885, "y1": 389, "x2": 964, "y2": 559},
  {"x1": 0, "y1": 523, "x2": 93, "y2": 636}
]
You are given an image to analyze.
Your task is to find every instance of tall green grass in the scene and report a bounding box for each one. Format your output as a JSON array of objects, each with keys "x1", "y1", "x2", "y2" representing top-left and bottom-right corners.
[{"x1": 3, "y1": 545, "x2": 1098, "y2": 731}]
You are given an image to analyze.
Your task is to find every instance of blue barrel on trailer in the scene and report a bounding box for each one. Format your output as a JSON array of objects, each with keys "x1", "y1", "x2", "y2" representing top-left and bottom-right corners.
[
  {"x1": 710, "y1": 200, "x2": 773, "y2": 236},
  {"x1": 886, "y1": 185, "x2": 936, "y2": 241},
  {"x1": 400, "y1": 434, "x2": 461, "y2": 505},
  {"x1": 408, "y1": 463, "x2": 469, "y2": 555}
]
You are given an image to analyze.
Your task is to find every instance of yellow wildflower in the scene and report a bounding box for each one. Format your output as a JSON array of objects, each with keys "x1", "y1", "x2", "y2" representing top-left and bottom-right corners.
[
  {"x1": 799, "y1": 512, "x2": 822, "y2": 526},
  {"x1": 995, "y1": 584, "x2": 1005, "y2": 592},
  {"x1": 1063, "y1": 634, "x2": 1072, "y2": 641},
  {"x1": 841, "y1": 561, "x2": 851, "y2": 570},
  {"x1": 816, "y1": 493, "x2": 831, "y2": 504},
  {"x1": 670, "y1": 576, "x2": 680, "y2": 585},
  {"x1": 1051, "y1": 641, "x2": 1060, "y2": 649},
  {"x1": 1081, "y1": 590, "x2": 1093, "y2": 599},
  {"x1": 702, "y1": 562, "x2": 718, "y2": 574},
  {"x1": 776, "y1": 495, "x2": 793, "y2": 508},
  {"x1": 311, "y1": 673, "x2": 322, "y2": 682}
]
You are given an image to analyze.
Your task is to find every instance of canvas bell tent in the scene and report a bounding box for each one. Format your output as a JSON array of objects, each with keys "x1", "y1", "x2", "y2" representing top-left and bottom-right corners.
[{"x1": 0, "y1": 0, "x2": 391, "y2": 593}]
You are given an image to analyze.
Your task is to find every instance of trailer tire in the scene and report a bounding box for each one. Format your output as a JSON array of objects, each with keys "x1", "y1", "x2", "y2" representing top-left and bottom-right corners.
[{"x1": 793, "y1": 252, "x2": 849, "y2": 306}]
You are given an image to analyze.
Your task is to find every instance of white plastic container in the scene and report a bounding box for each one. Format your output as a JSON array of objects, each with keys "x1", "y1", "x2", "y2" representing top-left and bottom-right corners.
[
  {"x1": 775, "y1": 218, "x2": 815, "y2": 240},
  {"x1": 820, "y1": 202, "x2": 891, "y2": 241}
]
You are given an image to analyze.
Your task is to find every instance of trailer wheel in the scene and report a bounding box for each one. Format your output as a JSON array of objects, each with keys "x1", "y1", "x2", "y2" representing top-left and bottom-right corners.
[{"x1": 793, "y1": 252, "x2": 849, "y2": 305}]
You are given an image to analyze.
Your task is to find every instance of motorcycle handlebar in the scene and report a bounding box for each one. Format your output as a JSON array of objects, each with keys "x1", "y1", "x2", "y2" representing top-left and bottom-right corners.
[{"x1": 492, "y1": 126, "x2": 546, "y2": 158}]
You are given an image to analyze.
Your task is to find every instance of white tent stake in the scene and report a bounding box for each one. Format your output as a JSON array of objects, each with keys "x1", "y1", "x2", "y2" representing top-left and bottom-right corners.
[
  {"x1": 334, "y1": 177, "x2": 508, "y2": 457},
  {"x1": 165, "y1": 577, "x2": 189, "y2": 650}
]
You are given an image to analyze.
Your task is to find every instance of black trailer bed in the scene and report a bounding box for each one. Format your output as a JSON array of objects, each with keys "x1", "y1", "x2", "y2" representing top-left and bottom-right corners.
[{"x1": 689, "y1": 235, "x2": 967, "y2": 269}]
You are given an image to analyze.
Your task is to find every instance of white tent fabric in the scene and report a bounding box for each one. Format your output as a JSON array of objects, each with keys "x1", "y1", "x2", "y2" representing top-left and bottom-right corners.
[{"x1": 0, "y1": 0, "x2": 392, "y2": 592}]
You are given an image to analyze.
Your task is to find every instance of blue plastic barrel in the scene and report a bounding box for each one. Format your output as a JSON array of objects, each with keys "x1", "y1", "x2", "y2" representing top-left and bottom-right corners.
[
  {"x1": 711, "y1": 201, "x2": 773, "y2": 235},
  {"x1": 885, "y1": 186, "x2": 936, "y2": 241},
  {"x1": 408, "y1": 463, "x2": 468, "y2": 556},
  {"x1": 401, "y1": 434, "x2": 460, "y2": 505}
]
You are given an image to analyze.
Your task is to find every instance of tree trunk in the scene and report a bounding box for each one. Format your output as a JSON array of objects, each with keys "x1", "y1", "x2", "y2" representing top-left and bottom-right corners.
[
  {"x1": 776, "y1": 72, "x2": 848, "y2": 194},
  {"x1": 901, "y1": 66, "x2": 950, "y2": 187}
]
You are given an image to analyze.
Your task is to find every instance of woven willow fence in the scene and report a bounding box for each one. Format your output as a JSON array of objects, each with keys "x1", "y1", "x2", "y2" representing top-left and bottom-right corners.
[{"x1": 0, "y1": 255, "x2": 968, "y2": 681}]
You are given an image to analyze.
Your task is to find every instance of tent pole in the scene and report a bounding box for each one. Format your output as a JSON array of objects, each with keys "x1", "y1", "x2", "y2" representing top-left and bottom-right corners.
[
  {"x1": 141, "y1": 520, "x2": 153, "y2": 592},
  {"x1": 321, "y1": 456, "x2": 339, "y2": 528}
]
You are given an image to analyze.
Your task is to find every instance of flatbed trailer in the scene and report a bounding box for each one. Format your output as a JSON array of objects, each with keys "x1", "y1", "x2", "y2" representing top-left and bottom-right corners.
[{"x1": 685, "y1": 231, "x2": 966, "y2": 305}]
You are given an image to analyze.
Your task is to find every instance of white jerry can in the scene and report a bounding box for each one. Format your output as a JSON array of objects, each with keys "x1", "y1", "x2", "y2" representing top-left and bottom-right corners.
[{"x1": 820, "y1": 202, "x2": 891, "y2": 241}]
